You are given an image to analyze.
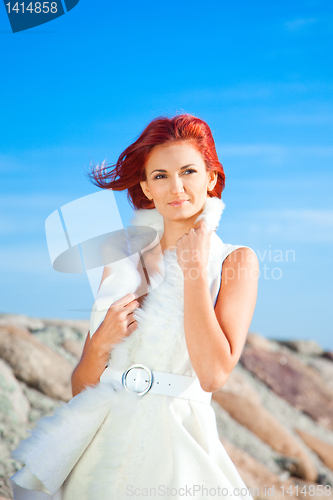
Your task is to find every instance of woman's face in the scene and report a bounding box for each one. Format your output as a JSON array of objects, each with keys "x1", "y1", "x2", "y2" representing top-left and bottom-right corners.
[{"x1": 140, "y1": 141, "x2": 217, "y2": 221}]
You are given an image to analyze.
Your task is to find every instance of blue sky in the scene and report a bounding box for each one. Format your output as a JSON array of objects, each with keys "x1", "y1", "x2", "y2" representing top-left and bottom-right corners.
[{"x1": 1, "y1": 0, "x2": 332, "y2": 349}]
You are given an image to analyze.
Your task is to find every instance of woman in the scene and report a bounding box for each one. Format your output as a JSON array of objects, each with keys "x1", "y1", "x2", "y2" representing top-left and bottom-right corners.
[{"x1": 10, "y1": 114, "x2": 259, "y2": 500}]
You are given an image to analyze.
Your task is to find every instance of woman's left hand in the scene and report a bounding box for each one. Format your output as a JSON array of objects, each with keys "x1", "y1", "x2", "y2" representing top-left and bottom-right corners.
[{"x1": 176, "y1": 220, "x2": 213, "y2": 278}]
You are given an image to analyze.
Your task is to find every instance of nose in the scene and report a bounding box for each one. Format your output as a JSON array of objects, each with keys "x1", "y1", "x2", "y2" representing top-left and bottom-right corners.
[{"x1": 170, "y1": 175, "x2": 185, "y2": 195}]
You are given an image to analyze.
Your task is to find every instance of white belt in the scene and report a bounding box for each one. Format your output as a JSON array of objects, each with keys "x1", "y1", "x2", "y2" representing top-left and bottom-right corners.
[{"x1": 100, "y1": 363, "x2": 212, "y2": 405}]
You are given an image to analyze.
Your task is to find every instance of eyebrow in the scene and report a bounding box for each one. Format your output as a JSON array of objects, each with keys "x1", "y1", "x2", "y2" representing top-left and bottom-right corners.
[{"x1": 150, "y1": 164, "x2": 196, "y2": 175}]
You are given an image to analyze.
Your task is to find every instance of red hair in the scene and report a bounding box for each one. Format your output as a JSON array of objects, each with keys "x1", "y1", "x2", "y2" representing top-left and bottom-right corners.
[{"x1": 86, "y1": 114, "x2": 226, "y2": 210}]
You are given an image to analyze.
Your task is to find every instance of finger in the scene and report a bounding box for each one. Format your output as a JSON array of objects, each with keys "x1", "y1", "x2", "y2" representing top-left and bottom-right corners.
[
  {"x1": 127, "y1": 313, "x2": 138, "y2": 328},
  {"x1": 125, "y1": 300, "x2": 140, "y2": 314},
  {"x1": 126, "y1": 320, "x2": 138, "y2": 336},
  {"x1": 112, "y1": 293, "x2": 138, "y2": 308},
  {"x1": 192, "y1": 220, "x2": 204, "y2": 233},
  {"x1": 127, "y1": 313, "x2": 137, "y2": 325},
  {"x1": 199, "y1": 220, "x2": 212, "y2": 233}
]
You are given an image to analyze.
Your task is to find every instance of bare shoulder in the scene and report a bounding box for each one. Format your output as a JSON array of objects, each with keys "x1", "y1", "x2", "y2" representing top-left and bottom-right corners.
[
  {"x1": 224, "y1": 246, "x2": 258, "y2": 266},
  {"x1": 222, "y1": 247, "x2": 259, "y2": 285},
  {"x1": 141, "y1": 245, "x2": 163, "y2": 273}
]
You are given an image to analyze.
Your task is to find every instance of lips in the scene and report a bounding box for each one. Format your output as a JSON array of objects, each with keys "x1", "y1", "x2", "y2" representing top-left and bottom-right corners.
[{"x1": 168, "y1": 199, "x2": 189, "y2": 207}]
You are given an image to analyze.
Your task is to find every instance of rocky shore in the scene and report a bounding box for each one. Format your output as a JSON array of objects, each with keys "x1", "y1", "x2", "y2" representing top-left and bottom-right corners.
[{"x1": 1, "y1": 313, "x2": 333, "y2": 499}]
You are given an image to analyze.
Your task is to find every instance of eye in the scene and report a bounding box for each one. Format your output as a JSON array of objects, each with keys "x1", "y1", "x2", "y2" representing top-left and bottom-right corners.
[{"x1": 153, "y1": 169, "x2": 196, "y2": 180}]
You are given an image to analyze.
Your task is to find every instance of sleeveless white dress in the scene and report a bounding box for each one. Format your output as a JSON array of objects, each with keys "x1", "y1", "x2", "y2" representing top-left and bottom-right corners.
[{"x1": 10, "y1": 196, "x2": 254, "y2": 500}]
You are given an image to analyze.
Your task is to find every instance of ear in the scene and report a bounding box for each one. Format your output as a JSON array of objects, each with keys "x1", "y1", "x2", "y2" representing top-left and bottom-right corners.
[
  {"x1": 207, "y1": 171, "x2": 218, "y2": 191},
  {"x1": 140, "y1": 180, "x2": 153, "y2": 200}
]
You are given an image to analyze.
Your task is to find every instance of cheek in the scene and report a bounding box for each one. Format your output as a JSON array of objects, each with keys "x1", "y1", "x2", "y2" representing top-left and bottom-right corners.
[
  {"x1": 189, "y1": 172, "x2": 209, "y2": 188},
  {"x1": 149, "y1": 183, "x2": 168, "y2": 200}
]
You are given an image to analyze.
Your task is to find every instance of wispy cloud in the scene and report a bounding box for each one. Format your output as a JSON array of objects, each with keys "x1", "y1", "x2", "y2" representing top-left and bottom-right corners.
[
  {"x1": 217, "y1": 143, "x2": 333, "y2": 158},
  {"x1": 266, "y1": 111, "x2": 333, "y2": 126},
  {"x1": 233, "y1": 175, "x2": 333, "y2": 191},
  {"x1": 143, "y1": 81, "x2": 333, "y2": 108},
  {"x1": 284, "y1": 17, "x2": 318, "y2": 31},
  {"x1": 0, "y1": 244, "x2": 49, "y2": 273},
  {"x1": 0, "y1": 193, "x2": 70, "y2": 210},
  {"x1": 0, "y1": 146, "x2": 95, "y2": 173},
  {"x1": 0, "y1": 153, "x2": 23, "y2": 173},
  {"x1": 240, "y1": 209, "x2": 333, "y2": 243},
  {"x1": 215, "y1": 142, "x2": 333, "y2": 170},
  {"x1": 0, "y1": 193, "x2": 76, "y2": 236}
]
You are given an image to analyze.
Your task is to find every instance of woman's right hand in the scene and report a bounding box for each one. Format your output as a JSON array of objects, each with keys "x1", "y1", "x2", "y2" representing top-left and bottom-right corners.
[
  {"x1": 71, "y1": 294, "x2": 140, "y2": 397},
  {"x1": 90, "y1": 293, "x2": 140, "y2": 356}
]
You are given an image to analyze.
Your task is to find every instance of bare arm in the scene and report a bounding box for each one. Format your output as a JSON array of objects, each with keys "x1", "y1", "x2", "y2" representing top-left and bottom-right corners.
[
  {"x1": 71, "y1": 266, "x2": 112, "y2": 397},
  {"x1": 183, "y1": 247, "x2": 259, "y2": 392},
  {"x1": 213, "y1": 247, "x2": 259, "y2": 383},
  {"x1": 71, "y1": 331, "x2": 110, "y2": 397}
]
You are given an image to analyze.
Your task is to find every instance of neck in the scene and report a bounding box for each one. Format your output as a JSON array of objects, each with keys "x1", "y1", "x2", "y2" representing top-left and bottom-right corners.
[{"x1": 159, "y1": 210, "x2": 203, "y2": 253}]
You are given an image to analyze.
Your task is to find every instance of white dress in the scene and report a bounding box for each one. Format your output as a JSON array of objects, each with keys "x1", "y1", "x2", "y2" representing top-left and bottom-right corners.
[{"x1": 10, "y1": 196, "x2": 254, "y2": 500}]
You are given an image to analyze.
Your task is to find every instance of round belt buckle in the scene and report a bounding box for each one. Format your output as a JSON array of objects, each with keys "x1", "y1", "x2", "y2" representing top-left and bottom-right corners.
[{"x1": 122, "y1": 364, "x2": 153, "y2": 396}]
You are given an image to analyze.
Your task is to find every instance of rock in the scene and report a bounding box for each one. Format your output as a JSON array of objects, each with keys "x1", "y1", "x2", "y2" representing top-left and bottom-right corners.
[
  {"x1": 0, "y1": 401, "x2": 36, "y2": 500},
  {"x1": 42, "y1": 318, "x2": 89, "y2": 338},
  {"x1": 246, "y1": 332, "x2": 276, "y2": 351},
  {"x1": 0, "y1": 324, "x2": 73, "y2": 401},
  {"x1": 0, "y1": 378, "x2": 63, "y2": 500},
  {"x1": 0, "y1": 314, "x2": 45, "y2": 331},
  {"x1": 323, "y1": 352, "x2": 333, "y2": 362},
  {"x1": 240, "y1": 346, "x2": 333, "y2": 431},
  {"x1": 221, "y1": 438, "x2": 327, "y2": 500},
  {"x1": 213, "y1": 391, "x2": 317, "y2": 481},
  {"x1": 32, "y1": 326, "x2": 81, "y2": 367},
  {"x1": 0, "y1": 314, "x2": 89, "y2": 337},
  {"x1": 221, "y1": 368, "x2": 262, "y2": 405},
  {"x1": 62, "y1": 339, "x2": 85, "y2": 359},
  {"x1": 295, "y1": 428, "x2": 333, "y2": 472},
  {"x1": 211, "y1": 396, "x2": 285, "y2": 477},
  {"x1": 17, "y1": 380, "x2": 62, "y2": 423},
  {"x1": 221, "y1": 437, "x2": 287, "y2": 499},
  {"x1": 0, "y1": 359, "x2": 30, "y2": 424},
  {"x1": 306, "y1": 357, "x2": 333, "y2": 393},
  {"x1": 277, "y1": 340, "x2": 324, "y2": 356}
]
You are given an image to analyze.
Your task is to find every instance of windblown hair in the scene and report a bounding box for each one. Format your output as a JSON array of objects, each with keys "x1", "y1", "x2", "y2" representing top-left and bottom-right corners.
[{"x1": 86, "y1": 114, "x2": 226, "y2": 210}]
